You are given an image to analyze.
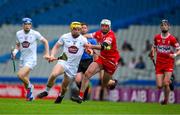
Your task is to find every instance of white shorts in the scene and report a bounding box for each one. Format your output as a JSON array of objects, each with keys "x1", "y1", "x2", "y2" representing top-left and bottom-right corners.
[
  {"x1": 57, "y1": 60, "x2": 78, "y2": 79},
  {"x1": 19, "y1": 60, "x2": 37, "y2": 70}
]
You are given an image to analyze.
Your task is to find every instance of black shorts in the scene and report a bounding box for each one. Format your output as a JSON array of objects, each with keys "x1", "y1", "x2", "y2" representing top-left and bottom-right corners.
[{"x1": 77, "y1": 58, "x2": 93, "y2": 73}]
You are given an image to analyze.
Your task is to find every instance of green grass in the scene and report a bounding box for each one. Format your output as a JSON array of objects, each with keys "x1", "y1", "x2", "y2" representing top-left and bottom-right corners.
[{"x1": 0, "y1": 98, "x2": 180, "y2": 114}]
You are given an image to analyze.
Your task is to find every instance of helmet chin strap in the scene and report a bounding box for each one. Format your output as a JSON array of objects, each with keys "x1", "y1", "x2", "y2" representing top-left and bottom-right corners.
[
  {"x1": 161, "y1": 30, "x2": 168, "y2": 34},
  {"x1": 101, "y1": 29, "x2": 110, "y2": 35},
  {"x1": 72, "y1": 34, "x2": 80, "y2": 38},
  {"x1": 102, "y1": 31, "x2": 108, "y2": 35},
  {"x1": 24, "y1": 29, "x2": 30, "y2": 34}
]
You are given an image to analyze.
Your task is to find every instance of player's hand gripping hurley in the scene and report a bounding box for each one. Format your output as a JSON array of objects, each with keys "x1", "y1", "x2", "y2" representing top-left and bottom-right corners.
[
  {"x1": 11, "y1": 47, "x2": 16, "y2": 72},
  {"x1": 148, "y1": 51, "x2": 156, "y2": 66}
]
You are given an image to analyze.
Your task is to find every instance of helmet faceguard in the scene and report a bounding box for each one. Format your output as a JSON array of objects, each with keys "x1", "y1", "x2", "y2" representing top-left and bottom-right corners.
[{"x1": 100, "y1": 19, "x2": 111, "y2": 28}]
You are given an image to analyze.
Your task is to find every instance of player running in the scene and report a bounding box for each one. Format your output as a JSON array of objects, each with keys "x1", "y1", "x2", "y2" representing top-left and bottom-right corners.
[
  {"x1": 71, "y1": 19, "x2": 120, "y2": 103},
  {"x1": 149, "y1": 19, "x2": 180, "y2": 105},
  {"x1": 11, "y1": 17, "x2": 50, "y2": 101},
  {"x1": 37, "y1": 22, "x2": 89, "y2": 104}
]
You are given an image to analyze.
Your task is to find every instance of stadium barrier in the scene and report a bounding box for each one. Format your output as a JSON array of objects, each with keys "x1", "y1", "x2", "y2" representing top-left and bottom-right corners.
[
  {"x1": 92, "y1": 87, "x2": 180, "y2": 104},
  {"x1": 0, "y1": 84, "x2": 60, "y2": 99}
]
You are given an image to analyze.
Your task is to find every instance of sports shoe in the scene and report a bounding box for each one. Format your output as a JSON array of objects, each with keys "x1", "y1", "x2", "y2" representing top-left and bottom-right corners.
[
  {"x1": 169, "y1": 75, "x2": 175, "y2": 91},
  {"x1": 37, "y1": 91, "x2": 48, "y2": 99},
  {"x1": 26, "y1": 85, "x2": 34, "y2": 101},
  {"x1": 71, "y1": 96, "x2": 83, "y2": 104},
  {"x1": 161, "y1": 100, "x2": 168, "y2": 105},
  {"x1": 54, "y1": 96, "x2": 64, "y2": 104}
]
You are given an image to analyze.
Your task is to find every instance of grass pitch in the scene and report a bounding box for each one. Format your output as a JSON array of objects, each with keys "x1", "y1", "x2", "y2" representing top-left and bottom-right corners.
[{"x1": 0, "y1": 98, "x2": 180, "y2": 114}]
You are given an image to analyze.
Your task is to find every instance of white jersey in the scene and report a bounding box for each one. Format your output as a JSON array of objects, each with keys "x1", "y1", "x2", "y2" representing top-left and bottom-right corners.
[
  {"x1": 16, "y1": 29, "x2": 43, "y2": 62},
  {"x1": 57, "y1": 32, "x2": 88, "y2": 77}
]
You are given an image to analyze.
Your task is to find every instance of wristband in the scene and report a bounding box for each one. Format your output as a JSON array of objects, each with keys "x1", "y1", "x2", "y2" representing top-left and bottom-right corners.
[
  {"x1": 174, "y1": 53, "x2": 177, "y2": 57},
  {"x1": 12, "y1": 49, "x2": 18, "y2": 56}
]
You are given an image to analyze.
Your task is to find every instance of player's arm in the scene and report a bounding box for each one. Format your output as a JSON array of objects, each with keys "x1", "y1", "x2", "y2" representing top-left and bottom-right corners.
[
  {"x1": 40, "y1": 38, "x2": 50, "y2": 60},
  {"x1": 169, "y1": 37, "x2": 180, "y2": 58},
  {"x1": 175, "y1": 49, "x2": 180, "y2": 56},
  {"x1": 92, "y1": 49, "x2": 99, "y2": 60},
  {"x1": 83, "y1": 33, "x2": 93, "y2": 38},
  {"x1": 149, "y1": 45, "x2": 156, "y2": 60},
  {"x1": 12, "y1": 41, "x2": 20, "y2": 59},
  {"x1": 90, "y1": 40, "x2": 112, "y2": 50},
  {"x1": 49, "y1": 42, "x2": 62, "y2": 62},
  {"x1": 149, "y1": 36, "x2": 157, "y2": 60},
  {"x1": 84, "y1": 42, "x2": 111, "y2": 51},
  {"x1": 169, "y1": 49, "x2": 180, "y2": 58},
  {"x1": 84, "y1": 43, "x2": 101, "y2": 50}
]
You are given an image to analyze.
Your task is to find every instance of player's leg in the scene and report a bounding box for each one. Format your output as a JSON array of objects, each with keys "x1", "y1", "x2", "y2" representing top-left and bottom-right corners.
[
  {"x1": 161, "y1": 72, "x2": 172, "y2": 105},
  {"x1": 72, "y1": 72, "x2": 90, "y2": 101},
  {"x1": 80, "y1": 59, "x2": 93, "y2": 101},
  {"x1": 155, "y1": 63, "x2": 164, "y2": 89},
  {"x1": 37, "y1": 64, "x2": 64, "y2": 98},
  {"x1": 81, "y1": 73, "x2": 90, "y2": 101},
  {"x1": 101, "y1": 71, "x2": 112, "y2": 88},
  {"x1": 70, "y1": 72, "x2": 83, "y2": 98},
  {"x1": 156, "y1": 74, "x2": 164, "y2": 89},
  {"x1": 75, "y1": 72, "x2": 83, "y2": 89},
  {"x1": 169, "y1": 73, "x2": 175, "y2": 91},
  {"x1": 55, "y1": 73, "x2": 71, "y2": 103},
  {"x1": 80, "y1": 62, "x2": 101, "y2": 97},
  {"x1": 17, "y1": 66, "x2": 31, "y2": 88},
  {"x1": 71, "y1": 62, "x2": 101, "y2": 103},
  {"x1": 17, "y1": 66, "x2": 34, "y2": 101},
  {"x1": 98, "y1": 70, "x2": 105, "y2": 100}
]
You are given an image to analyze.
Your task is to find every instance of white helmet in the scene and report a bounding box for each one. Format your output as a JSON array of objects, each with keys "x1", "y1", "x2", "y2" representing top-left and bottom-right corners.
[{"x1": 100, "y1": 19, "x2": 111, "y2": 28}]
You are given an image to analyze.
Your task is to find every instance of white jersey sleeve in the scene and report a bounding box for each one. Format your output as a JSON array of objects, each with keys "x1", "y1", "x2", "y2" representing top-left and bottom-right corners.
[
  {"x1": 16, "y1": 32, "x2": 20, "y2": 44},
  {"x1": 34, "y1": 31, "x2": 44, "y2": 40},
  {"x1": 57, "y1": 34, "x2": 65, "y2": 45}
]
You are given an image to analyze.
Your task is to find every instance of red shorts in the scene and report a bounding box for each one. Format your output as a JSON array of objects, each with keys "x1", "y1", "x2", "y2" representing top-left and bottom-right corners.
[
  {"x1": 95, "y1": 56, "x2": 119, "y2": 75},
  {"x1": 155, "y1": 63, "x2": 174, "y2": 75}
]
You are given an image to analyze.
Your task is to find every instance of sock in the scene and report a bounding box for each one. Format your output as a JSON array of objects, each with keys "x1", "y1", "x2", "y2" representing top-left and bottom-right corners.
[
  {"x1": 84, "y1": 86, "x2": 89, "y2": 100},
  {"x1": 79, "y1": 91, "x2": 84, "y2": 99},
  {"x1": 164, "y1": 98, "x2": 168, "y2": 102},
  {"x1": 57, "y1": 92, "x2": 64, "y2": 99},
  {"x1": 27, "y1": 82, "x2": 32, "y2": 89},
  {"x1": 45, "y1": 85, "x2": 51, "y2": 92}
]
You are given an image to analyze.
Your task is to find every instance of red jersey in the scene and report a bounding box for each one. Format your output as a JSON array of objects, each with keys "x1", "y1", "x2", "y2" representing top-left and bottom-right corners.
[
  {"x1": 154, "y1": 33, "x2": 180, "y2": 64},
  {"x1": 92, "y1": 30, "x2": 120, "y2": 62}
]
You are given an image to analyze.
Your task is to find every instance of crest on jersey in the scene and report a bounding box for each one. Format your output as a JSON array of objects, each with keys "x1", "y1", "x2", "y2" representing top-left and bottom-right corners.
[
  {"x1": 68, "y1": 45, "x2": 79, "y2": 54},
  {"x1": 22, "y1": 41, "x2": 30, "y2": 48},
  {"x1": 104, "y1": 37, "x2": 112, "y2": 44}
]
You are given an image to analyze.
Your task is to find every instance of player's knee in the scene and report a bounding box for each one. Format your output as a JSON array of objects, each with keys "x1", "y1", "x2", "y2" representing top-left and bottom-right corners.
[
  {"x1": 84, "y1": 71, "x2": 93, "y2": 79},
  {"x1": 101, "y1": 83, "x2": 106, "y2": 89},
  {"x1": 61, "y1": 85, "x2": 67, "y2": 92},
  {"x1": 17, "y1": 72, "x2": 24, "y2": 79},
  {"x1": 163, "y1": 80, "x2": 170, "y2": 86},
  {"x1": 75, "y1": 75, "x2": 82, "y2": 83},
  {"x1": 157, "y1": 85, "x2": 163, "y2": 89},
  {"x1": 50, "y1": 73, "x2": 58, "y2": 79}
]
